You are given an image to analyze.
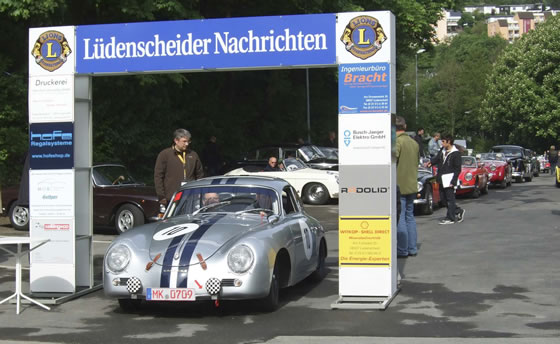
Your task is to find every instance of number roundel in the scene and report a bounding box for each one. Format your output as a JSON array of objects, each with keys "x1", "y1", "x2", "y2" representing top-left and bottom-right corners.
[
  {"x1": 153, "y1": 223, "x2": 200, "y2": 241},
  {"x1": 299, "y1": 219, "x2": 313, "y2": 260}
]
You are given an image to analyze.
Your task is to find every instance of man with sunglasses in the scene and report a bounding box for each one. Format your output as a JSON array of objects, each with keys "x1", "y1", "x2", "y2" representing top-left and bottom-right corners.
[
  {"x1": 263, "y1": 156, "x2": 281, "y2": 171},
  {"x1": 427, "y1": 133, "x2": 465, "y2": 224}
]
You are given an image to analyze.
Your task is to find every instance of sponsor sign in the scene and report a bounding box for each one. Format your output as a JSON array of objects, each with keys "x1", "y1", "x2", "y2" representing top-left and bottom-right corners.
[
  {"x1": 76, "y1": 14, "x2": 336, "y2": 74},
  {"x1": 339, "y1": 216, "x2": 391, "y2": 267},
  {"x1": 29, "y1": 75, "x2": 74, "y2": 123},
  {"x1": 30, "y1": 217, "x2": 74, "y2": 264},
  {"x1": 338, "y1": 63, "x2": 390, "y2": 114},
  {"x1": 29, "y1": 26, "x2": 75, "y2": 76},
  {"x1": 29, "y1": 169, "x2": 75, "y2": 218},
  {"x1": 339, "y1": 165, "x2": 391, "y2": 216},
  {"x1": 336, "y1": 12, "x2": 394, "y2": 64},
  {"x1": 29, "y1": 122, "x2": 74, "y2": 169},
  {"x1": 338, "y1": 114, "x2": 391, "y2": 165}
]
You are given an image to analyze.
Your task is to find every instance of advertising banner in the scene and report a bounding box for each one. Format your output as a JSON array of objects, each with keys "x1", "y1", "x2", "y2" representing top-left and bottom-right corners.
[
  {"x1": 29, "y1": 122, "x2": 74, "y2": 169},
  {"x1": 29, "y1": 26, "x2": 76, "y2": 76},
  {"x1": 29, "y1": 169, "x2": 75, "y2": 218},
  {"x1": 30, "y1": 217, "x2": 74, "y2": 265},
  {"x1": 339, "y1": 216, "x2": 391, "y2": 267},
  {"x1": 339, "y1": 165, "x2": 391, "y2": 215},
  {"x1": 29, "y1": 75, "x2": 74, "y2": 123},
  {"x1": 75, "y1": 14, "x2": 336, "y2": 74},
  {"x1": 336, "y1": 11, "x2": 394, "y2": 65},
  {"x1": 338, "y1": 63, "x2": 390, "y2": 114},
  {"x1": 338, "y1": 114, "x2": 391, "y2": 165}
]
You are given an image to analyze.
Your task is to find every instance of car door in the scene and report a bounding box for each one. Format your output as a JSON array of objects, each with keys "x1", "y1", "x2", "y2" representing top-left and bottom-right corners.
[{"x1": 283, "y1": 185, "x2": 316, "y2": 280}]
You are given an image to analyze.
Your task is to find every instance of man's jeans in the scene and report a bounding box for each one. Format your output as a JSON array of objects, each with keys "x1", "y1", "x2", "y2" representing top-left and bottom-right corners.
[{"x1": 397, "y1": 193, "x2": 417, "y2": 256}]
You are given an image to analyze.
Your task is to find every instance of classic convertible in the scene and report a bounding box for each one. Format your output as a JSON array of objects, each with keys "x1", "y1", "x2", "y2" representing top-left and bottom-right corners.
[
  {"x1": 477, "y1": 153, "x2": 512, "y2": 188},
  {"x1": 490, "y1": 145, "x2": 532, "y2": 182},
  {"x1": 103, "y1": 175, "x2": 327, "y2": 312},
  {"x1": 456, "y1": 156, "x2": 489, "y2": 198},
  {"x1": 225, "y1": 158, "x2": 339, "y2": 205},
  {"x1": 414, "y1": 168, "x2": 441, "y2": 215}
]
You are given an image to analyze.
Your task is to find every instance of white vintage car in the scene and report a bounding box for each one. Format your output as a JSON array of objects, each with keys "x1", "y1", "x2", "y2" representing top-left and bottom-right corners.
[{"x1": 225, "y1": 158, "x2": 338, "y2": 205}]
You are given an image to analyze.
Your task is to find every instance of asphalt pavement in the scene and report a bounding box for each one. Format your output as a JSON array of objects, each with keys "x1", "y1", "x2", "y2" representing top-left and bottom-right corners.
[{"x1": 0, "y1": 174, "x2": 559, "y2": 344}]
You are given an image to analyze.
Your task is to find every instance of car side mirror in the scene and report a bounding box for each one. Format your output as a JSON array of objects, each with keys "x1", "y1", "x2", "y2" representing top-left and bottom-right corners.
[{"x1": 268, "y1": 215, "x2": 280, "y2": 224}]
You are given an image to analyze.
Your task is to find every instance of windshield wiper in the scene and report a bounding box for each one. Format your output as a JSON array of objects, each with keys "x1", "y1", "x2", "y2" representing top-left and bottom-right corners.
[{"x1": 192, "y1": 201, "x2": 231, "y2": 215}]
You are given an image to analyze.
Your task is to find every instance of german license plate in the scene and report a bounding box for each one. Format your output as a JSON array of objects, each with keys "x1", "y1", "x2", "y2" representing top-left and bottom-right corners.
[{"x1": 146, "y1": 288, "x2": 196, "y2": 301}]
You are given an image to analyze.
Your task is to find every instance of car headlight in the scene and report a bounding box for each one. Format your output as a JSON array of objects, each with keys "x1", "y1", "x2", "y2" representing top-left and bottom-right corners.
[
  {"x1": 227, "y1": 245, "x2": 254, "y2": 274},
  {"x1": 106, "y1": 244, "x2": 131, "y2": 273},
  {"x1": 417, "y1": 181, "x2": 423, "y2": 192},
  {"x1": 490, "y1": 165, "x2": 496, "y2": 171},
  {"x1": 465, "y1": 172, "x2": 473, "y2": 181}
]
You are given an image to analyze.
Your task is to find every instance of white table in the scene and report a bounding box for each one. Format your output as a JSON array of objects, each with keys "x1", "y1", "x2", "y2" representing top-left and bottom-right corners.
[{"x1": 0, "y1": 237, "x2": 51, "y2": 314}]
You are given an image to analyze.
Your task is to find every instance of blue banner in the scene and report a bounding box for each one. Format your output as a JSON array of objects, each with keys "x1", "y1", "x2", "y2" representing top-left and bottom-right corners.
[
  {"x1": 338, "y1": 63, "x2": 390, "y2": 114},
  {"x1": 76, "y1": 14, "x2": 336, "y2": 74},
  {"x1": 29, "y1": 122, "x2": 74, "y2": 169}
]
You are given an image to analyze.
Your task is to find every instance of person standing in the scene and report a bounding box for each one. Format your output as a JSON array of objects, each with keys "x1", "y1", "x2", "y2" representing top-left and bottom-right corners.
[
  {"x1": 323, "y1": 131, "x2": 337, "y2": 148},
  {"x1": 548, "y1": 145, "x2": 557, "y2": 176},
  {"x1": 427, "y1": 133, "x2": 464, "y2": 225},
  {"x1": 428, "y1": 132, "x2": 441, "y2": 158},
  {"x1": 201, "y1": 135, "x2": 223, "y2": 176},
  {"x1": 396, "y1": 116, "x2": 419, "y2": 258},
  {"x1": 154, "y1": 129, "x2": 204, "y2": 207},
  {"x1": 413, "y1": 128, "x2": 425, "y2": 158}
]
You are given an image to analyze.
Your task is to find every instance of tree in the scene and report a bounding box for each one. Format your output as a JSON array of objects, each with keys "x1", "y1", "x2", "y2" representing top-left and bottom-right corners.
[{"x1": 480, "y1": 15, "x2": 560, "y2": 151}]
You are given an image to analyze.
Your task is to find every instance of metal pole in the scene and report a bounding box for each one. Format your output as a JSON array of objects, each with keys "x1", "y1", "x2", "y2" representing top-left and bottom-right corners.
[{"x1": 306, "y1": 68, "x2": 311, "y2": 144}]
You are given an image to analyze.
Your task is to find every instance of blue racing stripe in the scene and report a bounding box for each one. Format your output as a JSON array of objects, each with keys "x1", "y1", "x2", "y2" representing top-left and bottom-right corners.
[
  {"x1": 176, "y1": 214, "x2": 226, "y2": 288},
  {"x1": 225, "y1": 178, "x2": 237, "y2": 185},
  {"x1": 211, "y1": 179, "x2": 222, "y2": 185},
  {"x1": 159, "y1": 235, "x2": 184, "y2": 288}
]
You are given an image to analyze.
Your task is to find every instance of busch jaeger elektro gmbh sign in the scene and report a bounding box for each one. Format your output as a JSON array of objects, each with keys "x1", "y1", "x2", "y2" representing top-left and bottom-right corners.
[
  {"x1": 75, "y1": 14, "x2": 336, "y2": 74},
  {"x1": 29, "y1": 122, "x2": 74, "y2": 169}
]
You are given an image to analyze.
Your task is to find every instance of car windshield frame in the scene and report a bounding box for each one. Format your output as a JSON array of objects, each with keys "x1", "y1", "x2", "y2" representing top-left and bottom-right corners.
[
  {"x1": 491, "y1": 147, "x2": 523, "y2": 157},
  {"x1": 461, "y1": 156, "x2": 477, "y2": 167},
  {"x1": 165, "y1": 185, "x2": 280, "y2": 218},
  {"x1": 479, "y1": 153, "x2": 506, "y2": 162},
  {"x1": 92, "y1": 165, "x2": 139, "y2": 186},
  {"x1": 282, "y1": 157, "x2": 308, "y2": 171},
  {"x1": 298, "y1": 145, "x2": 326, "y2": 161}
]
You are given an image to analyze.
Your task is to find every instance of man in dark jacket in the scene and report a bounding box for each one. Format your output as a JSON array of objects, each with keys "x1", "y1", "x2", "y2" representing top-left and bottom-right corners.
[
  {"x1": 548, "y1": 145, "x2": 557, "y2": 176},
  {"x1": 428, "y1": 133, "x2": 464, "y2": 224},
  {"x1": 154, "y1": 129, "x2": 204, "y2": 206},
  {"x1": 413, "y1": 128, "x2": 425, "y2": 158}
]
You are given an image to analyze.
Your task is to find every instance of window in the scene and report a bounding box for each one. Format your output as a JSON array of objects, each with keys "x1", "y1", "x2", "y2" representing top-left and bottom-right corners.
[{"x1": 282, "y1": 186, "x2": 300, "y2": 215}]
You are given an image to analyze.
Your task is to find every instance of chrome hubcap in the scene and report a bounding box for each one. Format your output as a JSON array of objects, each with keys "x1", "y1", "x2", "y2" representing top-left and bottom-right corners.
[
  {"x1": 309, "y1": 185, "x2": 326, "y2": 201},
  {"x1": 13, "y1": 206, "x2": 29, "y2": 226},
  {"x1": 118, "y1": 210, "x2": 134, "y2": 231}
]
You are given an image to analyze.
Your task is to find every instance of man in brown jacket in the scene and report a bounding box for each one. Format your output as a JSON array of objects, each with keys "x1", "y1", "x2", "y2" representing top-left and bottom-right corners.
[{"x1": 154, "y1": 128, "x2": 204, "y2": 206}]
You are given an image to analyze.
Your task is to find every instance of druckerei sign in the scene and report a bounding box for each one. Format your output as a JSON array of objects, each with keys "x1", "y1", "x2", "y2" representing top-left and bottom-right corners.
[{"x1": 76, "y1": 14, "x2": 336, "y2": 74}]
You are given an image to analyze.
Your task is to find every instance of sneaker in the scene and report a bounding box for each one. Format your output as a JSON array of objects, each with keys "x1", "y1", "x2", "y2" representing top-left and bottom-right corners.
[
  {"x1": 457, "y1": 209, "x2": 466, "y2": 223},
  {"x1": 439, "y1": 218, "x2": 455, "y2": 225}
]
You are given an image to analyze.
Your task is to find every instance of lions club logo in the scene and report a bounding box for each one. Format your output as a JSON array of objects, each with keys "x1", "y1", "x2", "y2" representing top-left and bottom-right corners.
[
  {"x1": 340, "y1": 16, "x2": 386, "y2": 60},
  {"x1": 31, "y1": 30, "x2": 72, "y2": 72}
]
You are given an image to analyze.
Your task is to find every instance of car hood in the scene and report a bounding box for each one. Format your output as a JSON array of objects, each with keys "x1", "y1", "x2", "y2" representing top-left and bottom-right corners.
[{"x1": 148, "y1": 213, "x2": 263, "y2": 267}]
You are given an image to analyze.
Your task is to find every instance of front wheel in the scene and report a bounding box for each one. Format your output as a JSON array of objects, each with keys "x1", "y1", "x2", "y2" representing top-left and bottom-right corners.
[
  {"x1": 421, "y1": 185, "x2": 434, "y2": 215},
  {"x1": 481, "y1": 180, "x2": 489, "y2": 195},
  {"x1": 9, "y1": 203, "x2": 29, "y2": 231},
  {"x1": 302, "y1": 183, "x2": 329, "y2": 205},
  {"x1": 471, "y1": 183, "x2": 481, "y2": 198},
  {"x1": 310, "y1": 240, "x2": 327, "y2": 282},
  {"x1": 115, "y1": 204, "x2": 144, "y2": 234},
  {"x1": 261, "y1": 265, "x2": 280, "y2": 312}
]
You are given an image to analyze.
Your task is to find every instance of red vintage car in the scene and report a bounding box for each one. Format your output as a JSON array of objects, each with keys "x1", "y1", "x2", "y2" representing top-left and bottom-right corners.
[
  {"x1": 456, "y1": 156, "x2": 489, "y2": 198},
  {"x1": 477, "y1": 153, "x2": 513, "y2": 188}
]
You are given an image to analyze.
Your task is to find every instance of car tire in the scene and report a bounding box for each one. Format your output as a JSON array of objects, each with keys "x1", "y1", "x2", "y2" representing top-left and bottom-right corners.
[
  {"x1": 118, "y1": 298, "x2": 142, "y2": 312},
  {"x1": 481, "y1": 180, "x2": 489, "y2": 195},
  {"x1": 500, "y1": 179, "x2": 507, "y2": 189},
  {"x1": 115, "y1": 204, "x2": 144, "y2": 234},
  {"x1": 261, "y1": 264, "x2": 280, "y2": 312},
  {"x1": 310, "y1": 240, "x2": 327, "y2": 282},
  {"x1": 302, "y1": 183, "x2": 329, "y2": 205},
  {"x1": 422, "y1": 185, "x2": 434, "y2": 215},
  {"x1": 524, "y1": 174, "x2": 532, "y2": 182},
  {"x1": 9, "y1": 203, "x2": 29, "y2": 231},
  {"x1": 471, "y1": 183, "x2": 481, "y2": 198}
]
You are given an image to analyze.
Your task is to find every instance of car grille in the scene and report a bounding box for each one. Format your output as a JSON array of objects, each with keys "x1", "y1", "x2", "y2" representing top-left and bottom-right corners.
[{"x1": 221, "y1": 279, "x2": 236, "y2": 287}]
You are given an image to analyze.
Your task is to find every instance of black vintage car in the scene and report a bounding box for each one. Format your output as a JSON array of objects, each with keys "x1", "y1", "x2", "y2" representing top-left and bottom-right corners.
[
  {"x1": 223, "y1": 143, "x2": 338, "y2": 173},
  {"x1": 414, "y1": 168, "x2": 442, "y2": 215},
  {"x1": 1, "y1": 164, "x2": 162, "y2": 234},
  {"x1": 490, "y1": 145, "x2": 533, "y2": 182}
]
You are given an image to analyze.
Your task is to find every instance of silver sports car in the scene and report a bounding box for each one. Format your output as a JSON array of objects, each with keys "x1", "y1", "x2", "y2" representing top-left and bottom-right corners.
[{"x1": 104, "y1": 175, "x2": 327, "y2": 312}]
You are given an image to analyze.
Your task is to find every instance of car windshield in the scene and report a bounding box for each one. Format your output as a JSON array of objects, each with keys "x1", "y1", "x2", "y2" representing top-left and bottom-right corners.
[
  {"x1": 298, "y1": 145, "x2": 325, "y2": 161},
  {"x1": 282, "y1": 158, "x2": 307, "y2": 171},
  {"x1": 93, "y1": 165, "x2": 138, "y2": 186},
  {"x1": 492, "y1": 147, "x2": 522, "y2": 157},
  {"x1": 479, "y1": 153, "x2": 506, "y2": 161},
  {"x1": 461, "y1": 157, "x2": 477, "y2": 167},
  {"x1": 166, "y1": 185, "x2": 280, "y2": 217},
  {"x1": 317, "y1": 146, "x2": 338, "y2": 159}
]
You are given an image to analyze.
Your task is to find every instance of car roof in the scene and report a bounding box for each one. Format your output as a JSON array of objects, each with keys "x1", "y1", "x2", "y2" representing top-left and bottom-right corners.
[
  {"x1": 492, "y1": 145, "x2": 523, "y2": 149},
  {"x1": 180, "y1": 175, "x2": 290, "y2": 191}
]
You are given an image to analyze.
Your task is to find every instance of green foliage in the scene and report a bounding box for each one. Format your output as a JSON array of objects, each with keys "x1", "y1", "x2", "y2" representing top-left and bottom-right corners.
[{"x1": 481, "y1": 15, "x2": 560, "y2": 151}]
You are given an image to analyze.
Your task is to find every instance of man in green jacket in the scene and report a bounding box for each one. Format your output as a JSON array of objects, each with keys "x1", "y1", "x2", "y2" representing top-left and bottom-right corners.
[
  {"x1": 396, "y1": 116, "x2": 419, "y2": 258},
  {"x1": 154, "y1": 128, "x2": 204, "y2": 206}
]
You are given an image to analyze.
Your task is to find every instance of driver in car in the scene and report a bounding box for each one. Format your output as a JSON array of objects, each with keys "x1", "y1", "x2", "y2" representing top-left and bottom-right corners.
[{"x1": 202, "y1": 192, "x2": 220, "y2": 206}]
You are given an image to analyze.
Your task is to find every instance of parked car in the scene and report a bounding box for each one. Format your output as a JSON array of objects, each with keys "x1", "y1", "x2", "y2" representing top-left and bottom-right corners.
[
  {"x1": 414, "y1": 168, "x2": 442, "y2": 215},
  {"x1": 477, "y1": 153, "x2": 513, "y2": 188},
  {"x1": 490, "y1": 145, "x2": 532, "y2": 182},
  {"x1": 223, "y1": 143, "x2": 338, "y2": 173},
  {"x1": 456, "y1": 156, "x2": 489, "y2": 198},
  {"x1": 537, "y1": 155, "x2": 551, "y2": 173},
  {"x1": 1, "y1": 164, "x2": 162, "y2": 234},
  {"x1": 225, "y1": 158, "x2": 338, "y2": 205},
  {"x1": 103, "y1": 175, "x2": 327, "y2": 312}
]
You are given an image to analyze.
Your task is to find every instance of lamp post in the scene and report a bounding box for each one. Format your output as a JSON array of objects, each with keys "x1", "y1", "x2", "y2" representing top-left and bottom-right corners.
[{"x1": 415, "y1": 48, "x2": 426, "y2": 125}]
